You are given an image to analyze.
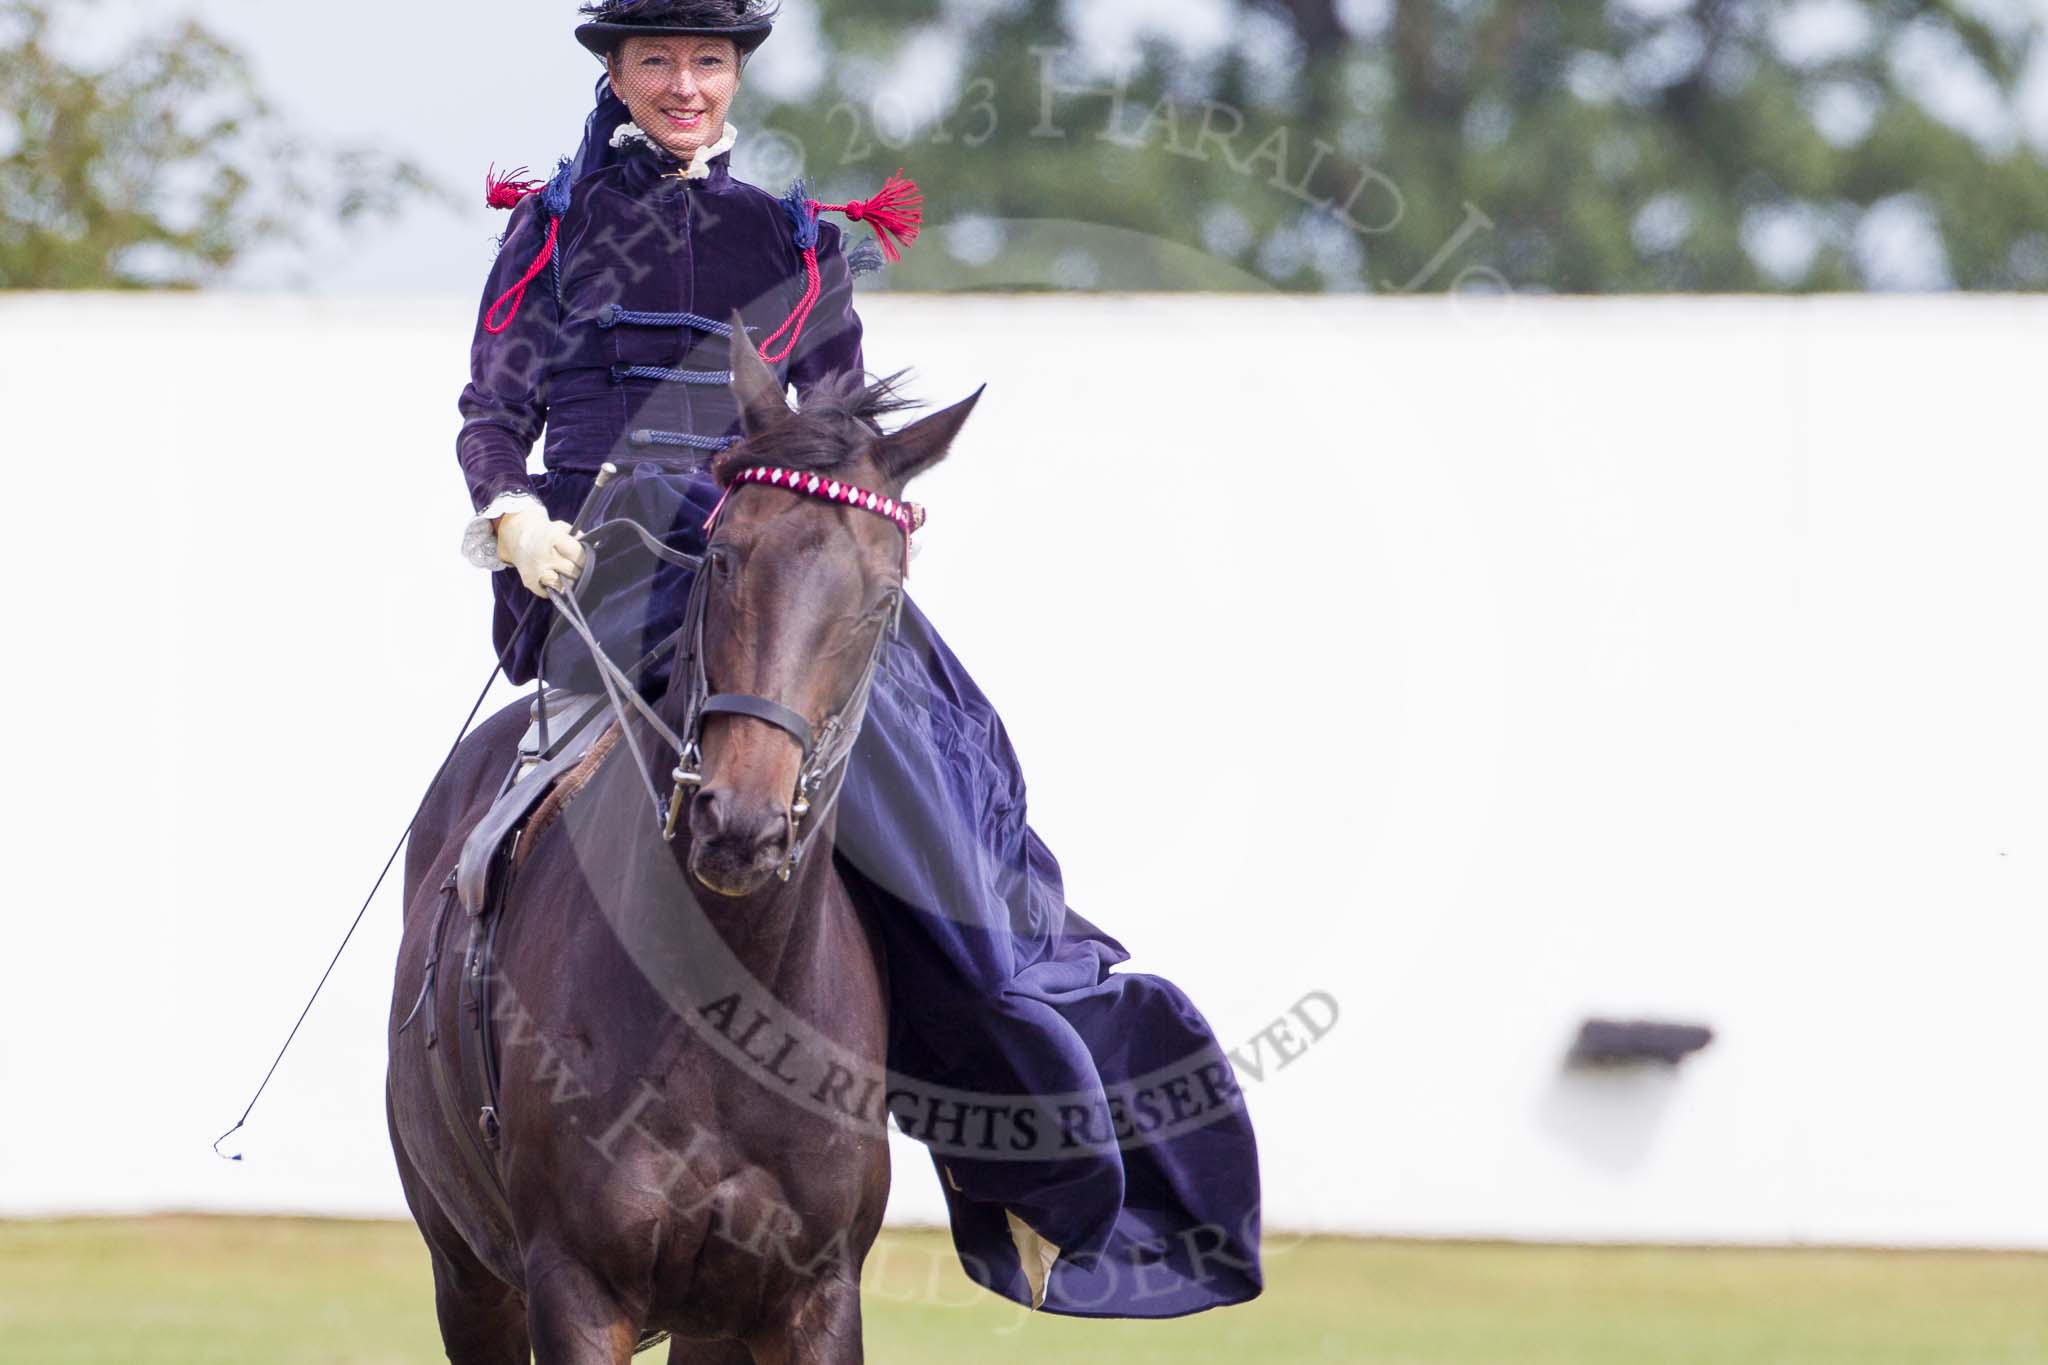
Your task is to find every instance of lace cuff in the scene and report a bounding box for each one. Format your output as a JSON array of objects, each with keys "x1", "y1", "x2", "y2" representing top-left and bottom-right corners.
[{"x1": 461, "y1": 491, "x2": 544, "y2": 570}]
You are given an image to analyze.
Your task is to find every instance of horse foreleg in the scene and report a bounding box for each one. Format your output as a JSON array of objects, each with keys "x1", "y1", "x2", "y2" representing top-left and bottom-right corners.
[
  {"x1": 389, "y1": 1092, "x2": 530, "y2": 1365},
  {"x1": 746, "y1": 1273, "x2": 864, "y2": 1365},
  {"x1": 428, "y1": 1251, "x2": 530, "y2": 1365},
  {"x1": 525, "y1": 1250, "x2": 646, "y2": 1365}
]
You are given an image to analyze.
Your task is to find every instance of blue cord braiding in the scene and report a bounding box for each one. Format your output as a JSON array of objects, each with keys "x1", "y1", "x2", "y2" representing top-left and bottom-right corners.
[
  {"x1": 540, "y1": 156, "x2": 575, "y2": 218},
  {"x1": 628, "y1": 429, "x2": 742, "y2": 452},
  {"x1": 597, "y1": 305, "x2": 752, "y2": 337},
  {"x1": 846, "y1": 238, "x2": 886, "y2": 277},
  {"x1": 613, "y1": 365, "x2": 735, "y2": 386},
  {"x1": 781, "y1": 178, "x2": 820, "y2": 251}
]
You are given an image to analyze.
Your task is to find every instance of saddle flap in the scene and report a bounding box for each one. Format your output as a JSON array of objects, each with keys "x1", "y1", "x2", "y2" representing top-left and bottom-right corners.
[{"x1": 455, "y1": 691, "x2": 613, "y2": 918}]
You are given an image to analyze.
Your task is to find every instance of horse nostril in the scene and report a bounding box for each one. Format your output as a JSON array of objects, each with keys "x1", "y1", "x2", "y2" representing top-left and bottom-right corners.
[
  {"x1": 690, "y1": 786, "x2": 789, "y2": 855},
  {"x1": 691, "y1": 786, "x2": 731, "y2": 831}
]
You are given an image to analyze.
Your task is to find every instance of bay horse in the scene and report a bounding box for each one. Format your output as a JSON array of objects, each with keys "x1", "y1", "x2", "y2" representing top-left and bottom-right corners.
[{"x1": 386, "y1": 320, "x2": 984, "y2": 1364}]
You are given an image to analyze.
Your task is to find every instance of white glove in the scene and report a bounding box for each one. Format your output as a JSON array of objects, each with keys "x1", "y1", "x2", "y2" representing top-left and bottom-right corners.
[{"x1": 496, "y1": 504, "x2": 586, "y2": 597}]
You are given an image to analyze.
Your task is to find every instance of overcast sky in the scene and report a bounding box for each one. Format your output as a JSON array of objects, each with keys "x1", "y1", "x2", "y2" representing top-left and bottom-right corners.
[{"x1": 71, "y1": 0, "x2": 2048, "y2": 293}]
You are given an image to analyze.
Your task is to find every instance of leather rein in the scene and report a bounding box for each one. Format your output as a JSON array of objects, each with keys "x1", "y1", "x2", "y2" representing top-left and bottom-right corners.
[{"x1": 548, "y1": 464, "x2": 925, "y2": 882}]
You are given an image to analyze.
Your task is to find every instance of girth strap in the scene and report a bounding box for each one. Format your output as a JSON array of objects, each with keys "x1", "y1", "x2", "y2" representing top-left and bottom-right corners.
[{"x1": 417, "y1": 872, "x2": 515, "y2": 1228}]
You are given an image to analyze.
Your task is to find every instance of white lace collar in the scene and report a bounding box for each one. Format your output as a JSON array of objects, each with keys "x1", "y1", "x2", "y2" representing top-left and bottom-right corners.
[{"x1": 609, "y1": 119, "x2": 738, "y2": 179}]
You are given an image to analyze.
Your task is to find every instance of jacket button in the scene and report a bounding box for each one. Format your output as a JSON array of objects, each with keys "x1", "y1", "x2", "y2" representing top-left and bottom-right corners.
[{"x1": 597, "y1": 302, "x2": 621, "y2": 328}]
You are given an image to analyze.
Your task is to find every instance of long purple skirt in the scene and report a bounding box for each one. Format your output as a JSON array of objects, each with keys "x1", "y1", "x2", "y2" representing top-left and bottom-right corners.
[{"x1": 489, "y1": 463, "x2": 1262, "y2": 1316}]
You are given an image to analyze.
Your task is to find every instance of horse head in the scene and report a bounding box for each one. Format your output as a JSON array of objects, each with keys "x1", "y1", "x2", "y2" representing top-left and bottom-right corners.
[{"x1": 676, "y1": 315, "x2": 983, "y2": 897}]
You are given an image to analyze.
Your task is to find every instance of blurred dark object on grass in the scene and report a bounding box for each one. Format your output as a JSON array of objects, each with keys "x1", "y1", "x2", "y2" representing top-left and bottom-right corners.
[{"x1": 1569, "y1": 1018, "x2": 1716, "y2": 1068}]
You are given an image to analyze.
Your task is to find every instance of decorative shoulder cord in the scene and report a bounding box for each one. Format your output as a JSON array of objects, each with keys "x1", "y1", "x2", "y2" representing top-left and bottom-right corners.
[
  {"x1": 756, "y1": 171, "x2": 921, "y2": 362},
  {"x1": 479, "y1": 161, "x2": 922, "y2": 343},
  {"x1": 481, "y1": 166, "x2": 557, "y2": 335}
]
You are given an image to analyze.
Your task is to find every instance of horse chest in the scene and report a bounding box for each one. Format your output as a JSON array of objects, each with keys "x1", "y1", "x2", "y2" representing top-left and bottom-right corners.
[{"x1": 559, "y1": 1110, "x2": 885, "y2": 1328}]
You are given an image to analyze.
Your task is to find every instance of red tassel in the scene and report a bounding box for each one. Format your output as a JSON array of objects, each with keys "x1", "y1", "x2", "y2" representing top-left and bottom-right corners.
[
  {"x1": 813, "y1": 169, "x2": 923, "y2": 262},
  {"x1": 754, "y1": 167, "x2": 925, "y2": 363},
  {"x1": 485, "y1": 163, "x2": 545, "y2": 211}
]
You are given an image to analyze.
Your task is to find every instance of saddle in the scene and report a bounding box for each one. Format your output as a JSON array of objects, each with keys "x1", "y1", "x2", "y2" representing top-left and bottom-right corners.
[{"x1": 404, "y1": 688, "x2": 619, "y2": 1223}]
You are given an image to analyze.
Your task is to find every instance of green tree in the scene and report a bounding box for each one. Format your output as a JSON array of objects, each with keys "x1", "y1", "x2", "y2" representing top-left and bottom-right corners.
[
  {"x1": 0, "y1": 0, "x2": 440, "y2": 288},
  {"x1": 739, "y1": 0, "x2": 2048, "y2": 292}
]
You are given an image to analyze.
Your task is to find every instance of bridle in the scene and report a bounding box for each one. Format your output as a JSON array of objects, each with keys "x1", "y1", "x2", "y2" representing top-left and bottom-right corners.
[
  {"x1": 665, "y1": 465, "x2": 925, "y2": 876},
  {"x1": 550, "y1": 464, "x2": 926, "y2": 883}
]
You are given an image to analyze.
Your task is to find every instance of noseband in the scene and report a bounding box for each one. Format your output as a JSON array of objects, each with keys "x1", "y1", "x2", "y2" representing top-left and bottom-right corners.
[{"x1": 550, "y1": 465, "x2": 925, "y2": 883}]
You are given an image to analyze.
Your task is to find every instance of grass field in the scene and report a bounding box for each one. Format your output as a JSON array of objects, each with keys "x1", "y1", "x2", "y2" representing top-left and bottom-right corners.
[{"x1": 1, "y1": 1217, "x2": 2044, "y2": 1364}]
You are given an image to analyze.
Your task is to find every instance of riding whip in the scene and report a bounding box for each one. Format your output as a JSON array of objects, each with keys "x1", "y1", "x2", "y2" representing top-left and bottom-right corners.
[{"x1": 213, "y1": 465, "x2": 619, "y2": 1160}]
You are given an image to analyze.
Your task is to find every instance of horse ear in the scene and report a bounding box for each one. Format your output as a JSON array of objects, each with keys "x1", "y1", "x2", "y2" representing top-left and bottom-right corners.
[
  {"x1": 727, "y1": 310, "x2": 789, "y2": 435},
  {"x1": 879, "y1": 384, "x2": 984, "y2": 489}
]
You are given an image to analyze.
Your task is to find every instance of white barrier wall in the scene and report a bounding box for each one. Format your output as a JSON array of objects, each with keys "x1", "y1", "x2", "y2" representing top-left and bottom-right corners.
[{"x1": 2, "y1": 291, "x2": 2043, "y2": 1246}]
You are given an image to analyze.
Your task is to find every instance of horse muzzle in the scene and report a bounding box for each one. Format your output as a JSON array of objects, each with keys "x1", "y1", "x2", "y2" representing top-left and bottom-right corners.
[{"x1": 685, "y1": 783, "x2": 795, "y2": 896}]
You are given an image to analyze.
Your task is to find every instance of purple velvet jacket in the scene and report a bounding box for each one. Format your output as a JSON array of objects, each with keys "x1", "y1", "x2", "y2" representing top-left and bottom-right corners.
[{"x1": 457, "y1": 133, "x2": 864, "y2": 514}]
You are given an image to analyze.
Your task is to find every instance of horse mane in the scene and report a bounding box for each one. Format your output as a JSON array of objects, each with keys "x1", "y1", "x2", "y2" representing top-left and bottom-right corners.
[{"x1": 711, "y1": 368, "x2": 924, "y2": 486}]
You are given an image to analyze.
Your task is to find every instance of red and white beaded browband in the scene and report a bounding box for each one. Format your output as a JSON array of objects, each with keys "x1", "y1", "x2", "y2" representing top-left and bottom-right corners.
[{"x1": 704, "y1": 465, "x2": 927, "y2": 573}]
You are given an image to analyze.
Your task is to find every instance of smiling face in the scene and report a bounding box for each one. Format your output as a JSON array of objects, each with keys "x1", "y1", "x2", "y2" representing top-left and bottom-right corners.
[{"x1": 606, "y1": 34, "x2": 741, "y2": 162}]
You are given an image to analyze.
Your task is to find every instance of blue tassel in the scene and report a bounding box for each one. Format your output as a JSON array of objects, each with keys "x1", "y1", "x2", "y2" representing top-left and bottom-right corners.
[
  {"x1": 781, "y1": 178, "x2": 820, "y2": 251},
  {"x1": 846, "y1": 238, "x2": 886, "y2": 277},
  {"x1": 540, "y1": 155, "x2": 575, "y2": 217}
]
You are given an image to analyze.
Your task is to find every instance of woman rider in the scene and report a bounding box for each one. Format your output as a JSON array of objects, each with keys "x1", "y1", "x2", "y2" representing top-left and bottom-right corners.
[{"x1": 455, "y1": 0, "x2": 1261, "y2": 1317}]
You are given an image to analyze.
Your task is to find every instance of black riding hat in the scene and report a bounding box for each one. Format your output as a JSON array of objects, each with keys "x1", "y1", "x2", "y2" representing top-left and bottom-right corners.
[{"x1": 575, "y1": 0, "x2": 777, "y2": 60}]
